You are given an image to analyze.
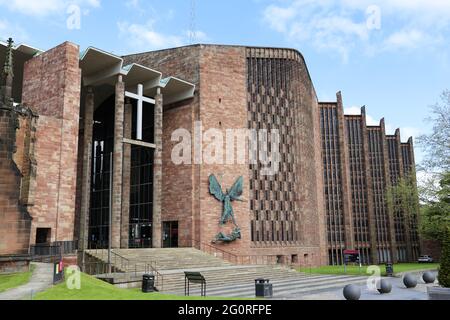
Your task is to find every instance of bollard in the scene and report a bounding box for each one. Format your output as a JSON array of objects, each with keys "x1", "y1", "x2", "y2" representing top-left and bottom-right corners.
[
  {"x1": 423, "y1": 272, "x2": 436, "y2": 284},
  {"x1": 343, "y1": 284, "x2": 361, "y2": 300},
  {"x1": 377, "y1": 279, "x2": 392, "y2": 294},
  {"x1": 403, "y1": 274, "x2": 418, "y2": 288}
]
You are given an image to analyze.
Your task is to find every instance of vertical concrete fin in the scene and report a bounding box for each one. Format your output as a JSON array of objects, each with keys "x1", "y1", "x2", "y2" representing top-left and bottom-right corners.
[{"x1": 336, "y1": 90, "x2": 355, "y2": 250}]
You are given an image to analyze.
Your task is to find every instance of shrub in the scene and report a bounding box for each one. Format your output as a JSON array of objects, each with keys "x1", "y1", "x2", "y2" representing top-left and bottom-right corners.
[{"x1": 438, "y1": 229, "x2": 450, "y2": 288}]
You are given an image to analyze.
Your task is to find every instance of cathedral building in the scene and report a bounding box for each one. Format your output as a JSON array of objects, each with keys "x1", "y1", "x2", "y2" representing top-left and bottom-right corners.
[{"x1": 0, "y1": 39, "x2": 421, "y2": 272}]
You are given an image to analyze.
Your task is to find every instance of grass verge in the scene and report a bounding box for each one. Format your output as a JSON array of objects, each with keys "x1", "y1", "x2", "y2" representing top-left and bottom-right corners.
[
  {"x1": 0, "y1": 264, "x2": 36, "y2": 293},
  {"x1": 34, "y1": 271, "x2": 250, "y2": 300},
  {"x1": 298, "y1": 263, "x2": 439, "y2": 276}
]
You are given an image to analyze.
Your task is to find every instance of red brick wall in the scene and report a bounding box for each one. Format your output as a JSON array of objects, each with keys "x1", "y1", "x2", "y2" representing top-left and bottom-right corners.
[{"x1": 21, "y1": 42, "x2": 81, "y2": 244}]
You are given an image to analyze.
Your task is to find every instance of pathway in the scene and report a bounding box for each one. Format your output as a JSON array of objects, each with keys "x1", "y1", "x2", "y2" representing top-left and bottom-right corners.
[{"x1": 0, "y1": 263, "x2": 54, "y2": 300}]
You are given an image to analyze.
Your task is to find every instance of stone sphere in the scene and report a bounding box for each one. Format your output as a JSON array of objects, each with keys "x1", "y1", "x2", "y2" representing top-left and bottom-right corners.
[
  {"x1": 423, "y1": 272, "x2": 436, "y2": 284},
  {"x1": 343, "y1": 284, "x2": 361, "y2": 300},
  {"x1": 403, "y1": 274, "x2": 418, "y2": 288},
  {"x1": 377, "y1": 279, "x2": 392, "y2": 294}
]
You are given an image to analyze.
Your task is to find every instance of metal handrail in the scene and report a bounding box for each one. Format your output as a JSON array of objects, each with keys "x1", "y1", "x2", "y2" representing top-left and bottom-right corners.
[
  {"x1": 145, "y1": 262, "x2": 164, "y2": 291},
  {"x1": 190, "y1": 239, "x2": 240, "y2": 264},
  {"x1": 190, "y1": 240, "x2": 278, "y2": 266},
  {"x1": 84, "y1": 249, "x2": 164, "y2": 291},
  {"x1": 111, "y1": 251, "x2": 131, "y2": 272}
]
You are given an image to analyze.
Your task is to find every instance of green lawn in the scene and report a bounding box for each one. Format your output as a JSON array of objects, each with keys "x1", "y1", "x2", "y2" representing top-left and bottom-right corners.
[
  {"x1": 299, "y1": 263, "x2": 439, "y2": 276},
  {"x1": 0, "y1": 265, "x2": 35, "y2": 293},
  {"x1": 34, "y1": 271, "x2": 249, "y2": 300}
]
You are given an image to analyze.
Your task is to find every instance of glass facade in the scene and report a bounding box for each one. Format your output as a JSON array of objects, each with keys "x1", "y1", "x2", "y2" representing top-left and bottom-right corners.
[{"x1": 88, "y1": 95, "x2": 155, "y2": 249}]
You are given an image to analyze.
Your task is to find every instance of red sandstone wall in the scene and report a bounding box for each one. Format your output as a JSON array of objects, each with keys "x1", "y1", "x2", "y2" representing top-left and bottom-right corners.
[
  {"x1": 312, "y1": 96, "x2": 328, "y2": 266},
  {"x1": 197, "y1": 46, "x2": 251, "y2": 255},
  {"x1": 123, "y1": 45, "x2": 326, "y2": 264},
  {"x1": 0, "y1": 109, "x2": 32, "y2": 255},
  {"x1": 245, "y1": 49, "x2": 325, "y2": 267},
  {"x1": 163, "y1": 104, "x2": 194, "y2": 246},
  {"x1": 21, "y1": 42, "x2": 81, "y2": 244},
  {"x1": 124, "y1": 46, "x2": 251, "y2": 254}
]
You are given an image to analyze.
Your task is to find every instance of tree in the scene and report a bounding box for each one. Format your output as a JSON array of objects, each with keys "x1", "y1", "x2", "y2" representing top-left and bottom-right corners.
[
  {"x1": 386, "y1": 171, "x2": 420, "y2": 227},
  {"x1": 420, "y1": 172, "x2": 450, "y2": 243},
  {"x1": 416, "y1": 90, "x2": 450, "y2": 243},
  {"x1": 417, "y1": 90, "x2": 450, "y2": 174},
  {"x1": 438, "y1": 229, "x2": 450, "y2": 288}
]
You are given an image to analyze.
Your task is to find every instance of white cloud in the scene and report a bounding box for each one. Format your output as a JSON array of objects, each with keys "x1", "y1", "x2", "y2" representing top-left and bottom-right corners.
[
  {"x1": 118, "y1": 20, "x2": 185, "y2": 51},
  {"x1": 0, "y1": 0, "x2": 100, "y2": 17},
  {"x1": 118, "y1": 16, "x2": 211, "y2": 52},
  {"x1": 126, "y1": 0, "x2": 140, "y2": 9},
  {"x1": 341, "y1": 0, "x2": 450, "y2": 17},
  {"x1": 264, "y1": 6, "x2": 297, "y2": 33},
  {"x1": 382, "y1": 29, "x2": 443, "y2": 51},
  {"x1": 0, "y1": 19, "x2": 29, "y2": 42},
  {"x1": 0, "y1": 19, "x2": 7, "y2": 31},
  {"x1": 185, "y1": 30, "x2": 210, "y2": 43},
  {"x1": 125, "y1": 0, "x2": 152, "y2": 15},
  {"x1": 263, "y1": 1, "x2": 370, "y2": 62},
  {"x1": 262, "y1": 0, "x2": 450, "y2": 61}
]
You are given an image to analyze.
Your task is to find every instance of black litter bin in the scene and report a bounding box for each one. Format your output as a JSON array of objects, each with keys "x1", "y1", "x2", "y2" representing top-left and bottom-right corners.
[
  {"x1": 385, "y1": 263, "x2": 394, "y2": 277},
  {"x1": 142, "y1": 274, "x2": 155, "y2": 293},
  {"x1": 255, "y1": 279, "x2": 273, "y2": 298}
]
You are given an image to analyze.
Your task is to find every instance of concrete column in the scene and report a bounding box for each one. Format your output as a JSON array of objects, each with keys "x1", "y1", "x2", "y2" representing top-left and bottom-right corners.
[
  {"x1": 152, "y1": 89, "x2": 163, "y2": 248},
  {"x1": 336, "y1": 92, "x2": 355, "y2": 250},
  {"x1": 112, "y1": 76, "x2": 125, "y2": 249},
  {"x1": 79, "y1": 87, "x2": 94, "y2": 250},
  {"x1": 120, "y1": 99, "x2": 132, "y2": 248},
  {"x1": 380, "y1": 119, "x2": 398, "y2": 263}
]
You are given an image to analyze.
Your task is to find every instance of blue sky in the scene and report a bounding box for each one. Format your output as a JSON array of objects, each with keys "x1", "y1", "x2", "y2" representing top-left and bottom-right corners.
[{"x1": 1, "y1": 0, "x2": 449, "y2": 164}]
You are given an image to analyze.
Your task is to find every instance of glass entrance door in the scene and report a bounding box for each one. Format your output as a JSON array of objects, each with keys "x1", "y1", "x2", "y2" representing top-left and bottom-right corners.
[
  {"x1": 128, "y1": 145, "x2": 154, "y2": 249},
  {"x1": 163, "y1": 222, "x2": 179, "y2": 248}
]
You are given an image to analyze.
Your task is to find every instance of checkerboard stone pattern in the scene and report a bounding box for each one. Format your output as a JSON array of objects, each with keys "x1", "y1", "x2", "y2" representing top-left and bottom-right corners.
[{"x1": 246, "y1": 48, "x2": 326, "y2": 266}]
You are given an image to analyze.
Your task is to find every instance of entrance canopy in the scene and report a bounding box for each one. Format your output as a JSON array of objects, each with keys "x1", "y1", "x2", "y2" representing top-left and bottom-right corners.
[{"x1": 80, "y1": 47, "x2": 195, "y2": 105}]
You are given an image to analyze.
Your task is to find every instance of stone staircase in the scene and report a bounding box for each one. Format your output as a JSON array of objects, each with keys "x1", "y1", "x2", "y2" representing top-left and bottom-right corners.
[
  {"x1": 85, "y1": 248, "x2": 232, "y2": 272},
  {"x1": 84, "y1": 248, "x2": 368, "y2": 298},
  {"x1": 167, "y1": 269, "x2": 369, "y2": 299},
  {"x1": 159, "y1": 265, "x2": 293, "y2": 293}
]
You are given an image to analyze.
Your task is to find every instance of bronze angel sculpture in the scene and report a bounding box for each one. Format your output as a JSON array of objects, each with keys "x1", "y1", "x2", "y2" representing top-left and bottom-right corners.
[{"x1": 209, "y1": 175, "x2": 244, "y2": 242}]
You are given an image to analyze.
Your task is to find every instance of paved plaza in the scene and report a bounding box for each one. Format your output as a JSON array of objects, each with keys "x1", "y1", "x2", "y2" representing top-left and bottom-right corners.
[{"x1": 291, "y1": 271, "x2": 442, "y2": 300}]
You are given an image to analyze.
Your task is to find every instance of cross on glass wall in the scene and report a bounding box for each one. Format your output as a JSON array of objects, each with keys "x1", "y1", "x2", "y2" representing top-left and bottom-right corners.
[{"x1": 125, "y1": 84, "x2": 155, "y2": 141}]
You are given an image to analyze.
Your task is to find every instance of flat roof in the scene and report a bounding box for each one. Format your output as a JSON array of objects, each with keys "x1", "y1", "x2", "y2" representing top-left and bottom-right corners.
[{"x1": 80, "y1": 46, "x2": 195, "y2": 105}]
